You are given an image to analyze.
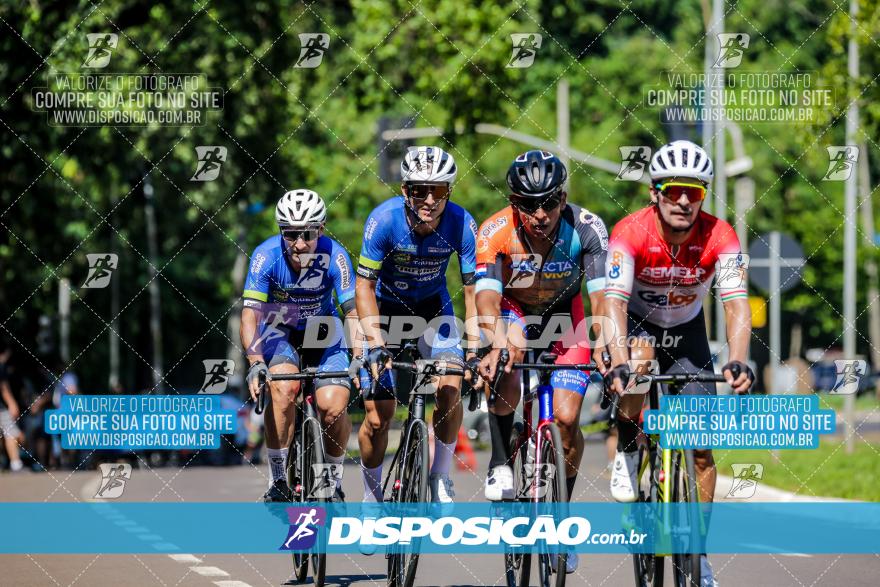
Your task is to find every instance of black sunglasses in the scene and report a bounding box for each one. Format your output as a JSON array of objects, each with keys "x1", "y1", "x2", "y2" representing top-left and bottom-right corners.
[
  {"x1": 406, "y1": 183, "x2": 450, "y2": 201},
  {"x1": 281, "y1": 228, "x2": 321, "y2": 242},
  {"x1": 509, "y1": 192, "x2": 563, "y2": 214}
]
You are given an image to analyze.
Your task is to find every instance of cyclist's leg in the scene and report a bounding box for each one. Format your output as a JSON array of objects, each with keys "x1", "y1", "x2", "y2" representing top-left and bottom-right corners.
[
  {"x1": 262, "y1": 333, "x2": 302, "y2": 498},
  {"x1": 659, "y1": 311, "x2": 716, "y2": 504},
  {"x1": 548, "y1": 298, "x2": 592, "y2": 500}
]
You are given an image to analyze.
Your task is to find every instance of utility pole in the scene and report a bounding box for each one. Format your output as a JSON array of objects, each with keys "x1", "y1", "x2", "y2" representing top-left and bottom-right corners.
[
  {"x1": 843, "y1": 0, "x2": 859, "y2": 453},
  {"x1": 557, "y1": 79, "x2": 570, "y2": 189},
  {"x1": 144, "y1": 175, "x2": 164, "y2": 393},
  {"x1": 858, "y1": 142, "x2": 880, "y2": 401}
]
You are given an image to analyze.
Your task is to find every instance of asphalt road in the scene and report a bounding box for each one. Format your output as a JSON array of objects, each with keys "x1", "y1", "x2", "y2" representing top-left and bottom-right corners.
[{"x1": 2, "y1": 436, "x2": 878, "y2": 587}]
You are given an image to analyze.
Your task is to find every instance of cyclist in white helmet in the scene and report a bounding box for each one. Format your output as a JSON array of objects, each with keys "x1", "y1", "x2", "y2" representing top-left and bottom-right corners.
[
  {"x1": 356, "y1": 146, "x2": 480, "y2": 508},
  {"x1": 241, "y1": 189, "x2": 359, "y2": 503},
  {"x1": 604, "y1": 141, "x2": 754, "y2": 587}
]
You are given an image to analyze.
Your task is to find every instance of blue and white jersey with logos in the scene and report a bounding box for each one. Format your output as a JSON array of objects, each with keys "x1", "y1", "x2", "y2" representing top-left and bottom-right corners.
[
  {"x1": 356, "y1": 196, "x2": 478, "y2": 303},
  {"x1": 243, "y1": 234, "x2": 356, "y2": 329}
]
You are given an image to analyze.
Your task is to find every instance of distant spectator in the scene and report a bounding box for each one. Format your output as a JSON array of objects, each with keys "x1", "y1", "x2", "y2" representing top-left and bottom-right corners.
[
  {"x1": 51, "y1": 357, "x2": 79, "y2": 469},
  {"x1": 0, "y1": 340, "x2": 24, "y2": 472}
]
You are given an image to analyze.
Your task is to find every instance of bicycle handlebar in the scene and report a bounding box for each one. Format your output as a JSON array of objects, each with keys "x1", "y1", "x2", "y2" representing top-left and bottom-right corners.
[
  {"x1": 388, "y1": 361, "x2": 465, "y2": 377},
  {"x1": 254, "y1": 369, "x2": 355, "y2": 414},
  {"x1": 634, "y1": 373, "x2": 728, "y2": 385},
  {"x1": 510, "y1": 362, "x2": 601, "y2": 371}
]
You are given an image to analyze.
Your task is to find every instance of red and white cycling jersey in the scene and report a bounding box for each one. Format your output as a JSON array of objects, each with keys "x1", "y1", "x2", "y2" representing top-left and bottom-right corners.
[{"x1": 604, "y1": 206, "x2": 748, "y2": 328}]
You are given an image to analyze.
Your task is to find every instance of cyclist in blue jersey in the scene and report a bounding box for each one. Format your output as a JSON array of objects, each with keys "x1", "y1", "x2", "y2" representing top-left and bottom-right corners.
[
  {"x1": 241, "y1": 189, "x2": 359, "y2": 503},
  {"x1": 356, "y1": 146, "x2": 479, "y2": 506}
]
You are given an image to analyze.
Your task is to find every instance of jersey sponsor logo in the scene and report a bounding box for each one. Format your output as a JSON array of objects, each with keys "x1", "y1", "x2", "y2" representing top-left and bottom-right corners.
[
  {"x1": 477, "y1": 237, "x2": 489, "y2": 254},
  {"x1": 468, "y1": 218, "x2": 478, "y2": 237},
  {"x1": 639, "y1": 266, "x2": 707, "y2": 281},
  {"x1": 637, "y1": 290, "x2": 698, "y2": 306},
  {"x1": 251, "y1": 253, "x2": 267, "y2": 275},
  {"x1": 427, "y1": 246, "x2": 452, "y2": 254},
  {"x1": 335, "y1": 253, "x2": 351, "y2": 290},
  {"x1": 364, "y1": 218, "x2": 378, "y2": 241},
  {"x1": 608, "y1": 250, "x2": 624, "y2": 279},
  {"x1": 393, "y1": 252, "x2": 412, "y2": 264},
  {"x1": 579, "y1": 209, "x2": 609, "y2": 249},
  {"x1": 394, "y1": 280, "x2": 410, "y2": 290},
  {"x1": 648, "y1": 246, "x2": 662, "y2": 253},
  {"x1": 243, "y1": 299, "x2": 261, "y2": 308},
  {"x1": 480, "y1": 216, "x2": 508, "y2": 238}
]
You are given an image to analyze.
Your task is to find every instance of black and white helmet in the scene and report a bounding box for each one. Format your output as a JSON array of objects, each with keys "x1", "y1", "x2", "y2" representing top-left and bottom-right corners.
[
  {"x1": 275, "y1": 189, "x2": 327, "y2": 228},
  {"x1": 400, "y1": 146, "x2": 457, "y2": 185},
  {"x1": 649, "y1": 140, "x2": 713, "y2": 184},
  {"x1": 506, "y1": 150, "x2": 567, "y2": 198}
]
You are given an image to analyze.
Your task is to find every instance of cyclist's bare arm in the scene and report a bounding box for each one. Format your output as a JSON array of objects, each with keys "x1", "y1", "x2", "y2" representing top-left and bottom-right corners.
[
  {"x1": 343, "y1": 307, "x2": 361, "y2": 389},
  {"x1": 605, "y1": 296, "x2": 630, "y2": 391},
  {"x1": 240, "y1": 305, "x2": 265, "y2": 400},
  {"x1": 723, "y1": 296, "x2": 752, "y2": 392},
  {"x1": 462, "y1": 284, "x2": 479, "y2": 356},
  {"x1": 587, "y1": 289, "x2": 609, "y2": 375},
  {"x1": 475, "y1": 289, "x2": 515, "y2": 380},
  {"x1": 354, "y1": 276, "x2": 384, "y2": 349}
]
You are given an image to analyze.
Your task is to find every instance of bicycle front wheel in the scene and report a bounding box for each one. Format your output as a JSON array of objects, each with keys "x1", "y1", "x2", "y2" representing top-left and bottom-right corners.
[
  {"x1": 505, "y1": 421, "x2": 531, "y2": 587},
  {"x1": 387, "y1": 419, "x2": 429, "y2": 587},
  {"x1": 536, "y1": 423, "x2": 567, "y2": 587},
  {"x1": 632, "y1": 442, "x2": 664, "y2": 587},
  {"x1": 289, "y1": 416, "x2": 328, "y2": 587},
  {"x1": 671, "y1": 450, "x2": 701, "y2": 587}
]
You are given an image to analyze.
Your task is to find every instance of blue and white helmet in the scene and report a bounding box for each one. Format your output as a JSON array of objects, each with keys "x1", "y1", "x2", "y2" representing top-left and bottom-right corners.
[
  {"x1": 275, "y1": 189, "x2": 327, "y2": 228},
  {"x1": 400, "y1": 146, "x2": 457, "y2": 185}
]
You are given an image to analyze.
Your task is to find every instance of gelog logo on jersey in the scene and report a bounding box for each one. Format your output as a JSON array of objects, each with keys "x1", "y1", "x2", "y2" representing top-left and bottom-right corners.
[
  {"x1": 638, "y1": 290, "x2": 698, "y2": 306},
  {"x1": 608, "y1": 251, "x2": 624, "y2": 279}
]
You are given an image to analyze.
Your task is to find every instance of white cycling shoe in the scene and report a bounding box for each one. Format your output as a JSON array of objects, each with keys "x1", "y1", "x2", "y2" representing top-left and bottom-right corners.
[
  {"x1": 484, "y1": 465, "x2": 514, "y2": 501},
  {"x1": 610, "y1": 449, "x2": 639, "y2": 503},
  {"x1": 430, "y1": 473, "x2": 455, "y2": 503}
]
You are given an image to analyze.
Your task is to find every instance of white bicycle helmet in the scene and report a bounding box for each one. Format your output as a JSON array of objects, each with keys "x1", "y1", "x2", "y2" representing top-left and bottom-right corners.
[
  {"x1": 649, "y1": 140, "x2": 714, "y2": 184},
  {"x1": 275, "y1": 189, "x2": 327, "y2": 228},
  {"x1": 400, "y1": 146, "x2": 457, "y2": 185}
]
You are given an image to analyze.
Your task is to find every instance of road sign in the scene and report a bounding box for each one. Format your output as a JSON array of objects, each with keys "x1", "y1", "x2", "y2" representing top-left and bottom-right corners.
[{"x1": 747, "y1": 232, "x2": 806, "y2": 293}]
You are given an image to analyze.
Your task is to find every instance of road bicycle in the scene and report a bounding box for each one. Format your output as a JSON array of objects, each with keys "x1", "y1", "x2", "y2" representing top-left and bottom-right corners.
[
  {"x1": 609, "y1": 371, "x2": 731, "y2": 587},
  {"x1": 256, "y1": 367, "x2": 352, "y2": 587},
  {"x1": 371, "y1": 342, "x2": 465, "y2": 587},
  {"x1": 468, "y1": 350, "x2": 602, "y2": 587}
]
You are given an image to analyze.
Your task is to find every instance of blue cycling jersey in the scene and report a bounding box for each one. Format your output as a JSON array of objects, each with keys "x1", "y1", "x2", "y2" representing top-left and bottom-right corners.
[
  {"x1": 356, "y1": 196, "x2": 477, "y2": 302},
  {"x1": 243, "y1": 235, "x2": 355, "y2": 328}
]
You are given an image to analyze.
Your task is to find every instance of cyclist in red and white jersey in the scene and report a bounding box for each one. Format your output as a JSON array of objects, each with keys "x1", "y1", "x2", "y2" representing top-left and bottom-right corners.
[{"x1": 604, "y1": 140, "x2": 754, "y2": 587}]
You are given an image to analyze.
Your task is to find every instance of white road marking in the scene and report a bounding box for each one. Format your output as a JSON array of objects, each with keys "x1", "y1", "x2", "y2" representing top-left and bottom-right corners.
[
  {"x1": 213, "y1": 582, "x2": 255, "y2": 587},
  {"x1": 168, "y1": 554, "x2": 203, "y2": 563},
  {"x1": 190, "y1": 566, "x2": 231, "y2": 577}
]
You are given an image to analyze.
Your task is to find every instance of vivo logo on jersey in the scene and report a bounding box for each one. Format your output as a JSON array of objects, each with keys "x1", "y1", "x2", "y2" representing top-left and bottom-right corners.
[
  {"x1": 638, "y1": 290, "x2": 698, "y2": 306},
  {"x1": 639, "y1": 266, "x2": 707, "y2": 281}
]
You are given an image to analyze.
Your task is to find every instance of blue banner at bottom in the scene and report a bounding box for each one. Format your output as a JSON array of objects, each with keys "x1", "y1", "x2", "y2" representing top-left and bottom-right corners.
[{"x1": 1, "y1": 502, "x2": 877, "y2": 554}]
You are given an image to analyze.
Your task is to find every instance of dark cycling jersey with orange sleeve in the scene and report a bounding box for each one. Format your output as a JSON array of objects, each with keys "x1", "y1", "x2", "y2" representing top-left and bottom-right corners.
[
  {"x1": 474, "y1": 204, "x2": 608, "y2": 315},
  {"x1": 604, "y1": 205, "x2": 748, "y2": 328}
]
